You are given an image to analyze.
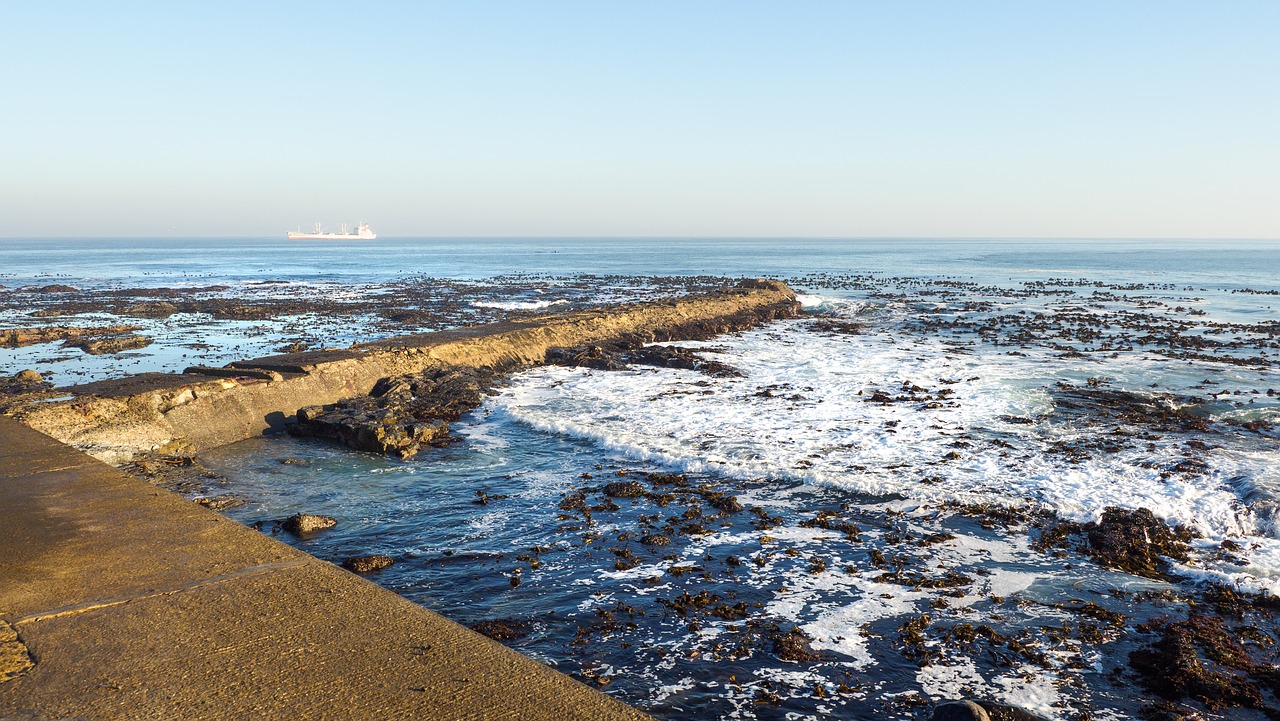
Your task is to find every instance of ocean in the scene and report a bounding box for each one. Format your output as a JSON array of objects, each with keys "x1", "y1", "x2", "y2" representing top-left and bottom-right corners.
[{"x1": 3, "y1": 237, "x2": 1279, "y2": 719}]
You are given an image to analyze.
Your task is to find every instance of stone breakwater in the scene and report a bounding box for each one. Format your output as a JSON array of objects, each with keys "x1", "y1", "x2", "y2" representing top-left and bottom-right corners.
[{"x1": 5, "y1": 280, "x2": 799, "y2": 465}]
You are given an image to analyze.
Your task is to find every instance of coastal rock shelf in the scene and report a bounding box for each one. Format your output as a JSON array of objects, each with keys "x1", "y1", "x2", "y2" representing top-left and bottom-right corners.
[{"x1": 5, "y1": 280, "x2": 799, "y2": 465}]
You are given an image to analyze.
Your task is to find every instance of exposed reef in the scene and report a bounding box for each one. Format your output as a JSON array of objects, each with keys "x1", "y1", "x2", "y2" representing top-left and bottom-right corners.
[{"x1": 4, "y1": 280, "x2": 798, "y2": 464}]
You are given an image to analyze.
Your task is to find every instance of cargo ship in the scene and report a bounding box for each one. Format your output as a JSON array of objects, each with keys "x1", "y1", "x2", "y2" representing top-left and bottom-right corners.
[{"x1": 287, "y1": 222, "x2": 376, "y2": 240}]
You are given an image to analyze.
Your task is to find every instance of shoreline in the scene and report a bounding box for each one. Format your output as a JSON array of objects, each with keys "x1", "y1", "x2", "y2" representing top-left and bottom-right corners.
[
  {"x1": 0, "y1": 281, "x2": 798, "y2": 717},
  {"x1": 5, "y1": 279, "x2": 798, "y2": 465}
]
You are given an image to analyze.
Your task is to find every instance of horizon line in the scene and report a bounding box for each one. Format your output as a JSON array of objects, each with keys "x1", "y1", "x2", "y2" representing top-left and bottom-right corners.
[{"x1": 2, "y1": 235, "x2": 1279, "y2": 242}]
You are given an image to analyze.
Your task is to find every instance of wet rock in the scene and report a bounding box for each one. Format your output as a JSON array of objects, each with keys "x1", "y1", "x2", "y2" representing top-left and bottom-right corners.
[
  {"x1": 933, "y1": 701, "x2": 990, "y2": 721},
  {"x1": 281, "y1": 513, "x2": 337, "y2": 535},
  {"x1": 469, "y1": 618, "x2": 534, "y2": 642},
  {"x1": 342, "y1": 555, "x2": 395, "y2": 573},
  {"x1": 771, "y1": 627, "x2": 822, "y2": 662},
  {"x1": 34, "y1": 284, "x2": 78, "y2": 294},
  {"x1": 194, "y1": 494, "x2": 248, "y2": 511},
  {"x1": 1083, "y1": 507, "x2": 1194, "y2": 579},
  {"x1": 0, "y1": 324, "x2": 142, "y2": 349},
  {"x1": 603, "y1": 481, "x2": 647, "y2": 498},
  {"x1": 69, "y1": 333, "x2": 153, "y2": 355},
  {"x1": 120, "y1": 453, "x2": 226, "y2": 495},
  {"x1": 1129, "y1": 615, "x2": 1276, "y2": 713},
  {"x1": 0, "y1": 369, "x2": 52, "y2": 399},
  {"x1": 547, "y1": 340, "x2": 743, "y2": 377},
  {"x1": 291, "y1": 364, "x2": 501, "y2": 459},
  {"x1": 13, "y1": 369, "x2": 41, "y2": 383},
  {"x1": 121, "y1": 301, "x2": 179, "y2": 318}
]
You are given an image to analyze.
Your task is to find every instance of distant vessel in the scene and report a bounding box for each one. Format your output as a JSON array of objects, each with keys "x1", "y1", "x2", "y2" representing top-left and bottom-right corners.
[{"x1": 287, "y1": 222, "x2": 376, "y2": 240}]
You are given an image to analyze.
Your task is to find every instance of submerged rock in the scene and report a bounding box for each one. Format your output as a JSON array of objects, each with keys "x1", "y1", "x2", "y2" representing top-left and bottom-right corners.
[
  {"x1": 281, "y1": 513, "x2": 337, "y2": 535},
  {"x1": 469, "y1": 618, "x2": 534, "y2": 642},
  {"x1": 1129, "y1": 614, "x2": 1277, "y2": 714},
  {"x1": 933, "y1": 701, "x2": 990, "y2": 721}
]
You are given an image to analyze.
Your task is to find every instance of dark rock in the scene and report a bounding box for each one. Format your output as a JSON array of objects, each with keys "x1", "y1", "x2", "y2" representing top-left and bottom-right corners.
[
  {"x1": 603, "y1": 481, "x2": 647, "y2": 498},
  {"x1": 281, "y1": 513, "x2": 337, "y2": 535},
  {"x1": 342, "y1": 555, "x2": 395, "y2": 573},
  {"x1": 933, "y1": 701, "x2": 990, "y2": 721},
  {"x1": 772, "y1": 627, "x2": 822, "y2": 662},
  {"x1": 291, "y1": 364, "x2": 501, "y2": 459},
  {"x1": 1083, "y1": 507, "x2": 1194, "y2": 579},
  {"x1": 69, "y1": 334, "x2": 152, "y2": 355},
  {"x1": 121, "y1": 301, "x2": 179, "y2": 318},
  {"x1": 469, "y1": 618, "x2": 533, "y2": 642},
  {"x1": 1129, "y1": 615, "x2": 1274, "y2": 713}
]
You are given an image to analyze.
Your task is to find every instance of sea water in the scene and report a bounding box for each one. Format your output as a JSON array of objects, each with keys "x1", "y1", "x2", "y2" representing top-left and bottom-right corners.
[{"x1": 3, "y1": 237, "x2": 1279, "y2": 719}]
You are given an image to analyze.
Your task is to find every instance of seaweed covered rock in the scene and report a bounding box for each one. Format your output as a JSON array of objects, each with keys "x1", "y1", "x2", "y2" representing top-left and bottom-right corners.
[
  {"x1": 771, "y1": 627, "x2": 822, "y2": 662},
  {"x1": 469, "y1": 618, "x2": 534, "y2": 642},
  {"x1": 1129, "y1": 614, "x2": 1280, "y2": 714},
  {"x1": 292, "y1": 364, "x2": 503, "y2": 459},
  {"x1": 1083, "y1": 507, "x2": 1194, "y2": 579}
]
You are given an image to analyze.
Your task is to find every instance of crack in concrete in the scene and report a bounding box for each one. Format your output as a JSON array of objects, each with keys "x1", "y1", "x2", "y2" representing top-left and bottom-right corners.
[
  {"x1": 0, "y1": 621, "x2": 35, "y2": 683},
  {"x1": 13, "y1": 558, "x2": 312, "y2": 626}
]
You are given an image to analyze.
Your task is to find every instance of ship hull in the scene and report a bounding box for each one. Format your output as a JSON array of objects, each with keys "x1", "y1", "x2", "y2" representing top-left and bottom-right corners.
[{"x1": 286, "y1": 233, "x2": 377, "y2": 240}]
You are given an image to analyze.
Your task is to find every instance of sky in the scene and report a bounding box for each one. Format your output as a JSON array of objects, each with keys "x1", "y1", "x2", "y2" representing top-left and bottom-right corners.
[{"x1": 2, "y1": 1, "x2": 1278, "y2": 238}]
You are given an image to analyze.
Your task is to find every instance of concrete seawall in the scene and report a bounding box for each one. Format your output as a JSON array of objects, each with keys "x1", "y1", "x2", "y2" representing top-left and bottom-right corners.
[
  {"x1": 0, "y1": 416, "x2": 651, "y2": 719},
  {"x1": 11, "y1": 280, "x2": 798, "y2": 465}
]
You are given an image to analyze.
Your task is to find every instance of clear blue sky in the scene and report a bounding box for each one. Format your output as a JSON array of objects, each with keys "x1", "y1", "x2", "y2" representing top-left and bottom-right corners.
[{"x1": 3, "y1": 1, "x2": 1277, "y2": 237}]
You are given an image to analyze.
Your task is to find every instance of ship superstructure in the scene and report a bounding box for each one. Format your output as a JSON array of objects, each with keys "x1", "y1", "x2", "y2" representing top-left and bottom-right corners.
[{"x1": 287, "y1": 222, "x2": 376, "y2": 240}]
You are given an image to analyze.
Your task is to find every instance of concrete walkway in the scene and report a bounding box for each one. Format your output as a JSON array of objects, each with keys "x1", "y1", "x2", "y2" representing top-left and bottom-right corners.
[{"x1": 0, "y1": 416, "x2": 651, "y2": 720}]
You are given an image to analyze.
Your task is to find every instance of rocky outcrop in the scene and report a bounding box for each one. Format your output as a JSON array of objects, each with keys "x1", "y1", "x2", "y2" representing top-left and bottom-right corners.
[
  {"x1": 10, "y1": 280, "x2": 798, "y2": 464},
  {"x1": 342, "y1": 555, "x2": 395, "y2": 573},
  {"x1": 281, "y1": 513, "x2": 337, "y2": 535},
  {"x1": 70, "y1": 334, "x2": 153, "y2": 355},
  {"x1": 292, "y1": 366, "x2": 500, "y2": 459},
  {"x1": 0, "y1": 325, "x2": 142, "y2": 349}
]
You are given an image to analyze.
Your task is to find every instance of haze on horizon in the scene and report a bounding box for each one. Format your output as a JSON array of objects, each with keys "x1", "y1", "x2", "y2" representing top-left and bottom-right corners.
[{"x1": 3, "y1": 1, "x2": 1278, "y2": 239}]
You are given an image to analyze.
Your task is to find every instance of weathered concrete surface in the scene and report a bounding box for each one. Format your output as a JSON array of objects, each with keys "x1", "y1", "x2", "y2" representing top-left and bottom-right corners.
[
  {"x1": 0, "y1": 416, "x2": 651, "y2": 720},
  {"x1": 10, "y1": 280, "x2": 797, "y2": 465}
]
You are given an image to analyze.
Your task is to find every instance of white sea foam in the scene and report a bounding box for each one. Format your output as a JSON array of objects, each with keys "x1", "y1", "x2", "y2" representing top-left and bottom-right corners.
[
  {"x1": 490, "y1": 306, "x2": 1280, "y2": 592},
  {"x1": 473, "y1": 299, "x2": 570, "y2": 310}
]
